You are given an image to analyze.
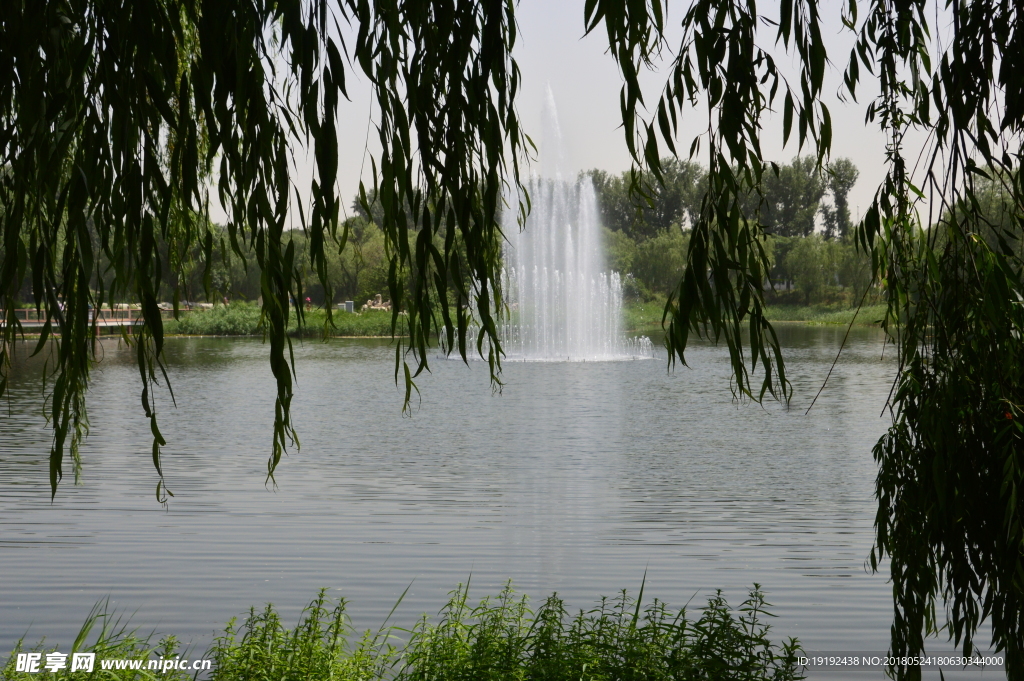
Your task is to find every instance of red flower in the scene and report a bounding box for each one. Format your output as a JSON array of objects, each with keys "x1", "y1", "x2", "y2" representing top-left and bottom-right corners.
[{"x1": 1006, "y1": 412, "x2": 1013, "y2": 420}]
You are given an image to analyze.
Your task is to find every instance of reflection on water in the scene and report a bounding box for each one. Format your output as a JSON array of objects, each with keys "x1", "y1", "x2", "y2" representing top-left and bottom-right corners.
[{"x1": 2, "y1": 327, "x2": 905, "y2": 668}]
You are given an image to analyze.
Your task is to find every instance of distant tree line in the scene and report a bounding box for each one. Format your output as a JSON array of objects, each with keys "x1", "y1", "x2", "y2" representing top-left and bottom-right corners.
[
  {"x1": 6, "y1": 207, "x2": 390, "y2": 311},
  {"x1": 170, "y1": 209, "x2": 391, "y2": 308},
  {"x1": 15, "y1": 155, "x2": 986, "y2": 314},
  {"x1": 589, "y1": 156, "x2": 869, "y2": 306},
  {"x1": 195, "y1": 154, "x2": 867, "y2": 310},
  {"x1": 8, "y1": 158, "x2": 865, "y2": 310},
  {"x1": 24, "y1": 155, "x2": 1011, "y2": 320}
]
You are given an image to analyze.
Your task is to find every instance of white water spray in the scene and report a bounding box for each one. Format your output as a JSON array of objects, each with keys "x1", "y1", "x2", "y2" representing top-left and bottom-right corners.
[{"x1": 499, "y1": 89, "x2": 652, "y2": 361}]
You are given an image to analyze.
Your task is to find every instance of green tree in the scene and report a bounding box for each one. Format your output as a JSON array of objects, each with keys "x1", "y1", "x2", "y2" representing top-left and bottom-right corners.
[
  {"x1": 834, "y1": 237, "x2": 872, "y2": 304},
  {"x1": 587, "y1": 169, "x2": 635, "y2": 235},
  {"x1": 783, "y1": 234, "x2": 829, "y2": 305},
  {"x1": 633, "y1": 226, "x2": 690, "y2": 295},
  {"x1": 821, "y1": 158, "x2": 859, "y2": 240},
  {"x1": 331, "y1": 218, "x2": 389, "y2": 305},
  {"x1": 602, "y1": 226, "x2": 639, "y2": 276},
  {"x1": 760, "y1": 156, "x2": 826, "y2": 237},
  {"x1": 586, "y1": 159, "x2": 705, "y2": 241}
]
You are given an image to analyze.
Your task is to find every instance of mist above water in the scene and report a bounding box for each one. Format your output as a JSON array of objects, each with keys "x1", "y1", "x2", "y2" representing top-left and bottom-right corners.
[{"x1": 500, "y1": 88, "x2": 652, "y2": 361}]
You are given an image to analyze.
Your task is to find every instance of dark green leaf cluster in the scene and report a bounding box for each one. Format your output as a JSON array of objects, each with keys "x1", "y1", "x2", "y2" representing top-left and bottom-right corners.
[
  {"x1": 593, "y1": 0, "x2": 833, "y2": 403},
  {"x1": 600, "y1": 0, "x2": 1023, "y2": 672},
  {"x1": 350, "y1": 0, "x2": 528, "y2": 405},
  {"x1": 871, "y1": 198, "x2": 1024, "y2": 676},
  {"x1": 838, "y1": 0, "x2": 1024, "y2": 675}
]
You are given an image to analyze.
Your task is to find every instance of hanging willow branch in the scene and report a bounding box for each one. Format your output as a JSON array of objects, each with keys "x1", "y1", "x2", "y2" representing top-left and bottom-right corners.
[
  {"x1": 0, "y1": 0, "x2": 526, "y2": 498},
  {"x1": 591, "y1": 0, "x2": 1024, "y2": 675},
  {"x1": 587, "y1": 0, "x2": 837, "y2": 403}
]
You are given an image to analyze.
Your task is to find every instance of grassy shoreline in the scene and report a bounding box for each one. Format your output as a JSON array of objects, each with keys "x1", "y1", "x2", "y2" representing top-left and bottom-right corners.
[
  {"x1": 159, "y1": 304, "x2": 400, "y2": 338},
  {"x1": 624, "y1": 299, "x2": 886, "y2": 335},
  {"x1": 7, "y1": 301, "x2": 886, "y2": 341},
  {"x1": 3, "y1": 585, "x2": 803, "y2": 681}
]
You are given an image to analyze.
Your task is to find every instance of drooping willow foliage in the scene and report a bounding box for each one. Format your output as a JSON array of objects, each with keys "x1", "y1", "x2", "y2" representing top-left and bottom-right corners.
[
  {"x1": 2, "y1": 0, "x2": 1023, "y2": 677},
  {"x1": 0, "y1": 0, "x2": 527, "y2": 498},
  {"x1": 593, "y1": 0, "x2": 1024, "y2": 675}
]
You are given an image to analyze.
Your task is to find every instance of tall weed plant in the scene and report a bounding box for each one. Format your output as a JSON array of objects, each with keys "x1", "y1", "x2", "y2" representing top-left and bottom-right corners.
[
  {"x1": 208, "y1": 590, "x2": 394, "y2": 681},
  {"x1": 397, "y1": 584, "x2": 802, "y2": 681}
]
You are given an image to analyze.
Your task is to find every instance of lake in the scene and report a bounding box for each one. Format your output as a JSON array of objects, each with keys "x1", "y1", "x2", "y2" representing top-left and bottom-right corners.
[{"x1": 0, "y1": 327, "x2": 993, "y2": 677}]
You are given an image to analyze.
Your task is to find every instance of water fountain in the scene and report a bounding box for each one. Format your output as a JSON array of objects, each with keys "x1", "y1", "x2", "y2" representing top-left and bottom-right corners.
[{"x1": 498, "y1": 89, "x2": 652, "y2": 361}]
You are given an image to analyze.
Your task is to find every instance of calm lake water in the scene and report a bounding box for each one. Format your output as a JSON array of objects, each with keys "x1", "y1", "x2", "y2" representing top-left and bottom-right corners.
[{"x1": 0, "y1": 327, "x2": 995, "y2": 677}]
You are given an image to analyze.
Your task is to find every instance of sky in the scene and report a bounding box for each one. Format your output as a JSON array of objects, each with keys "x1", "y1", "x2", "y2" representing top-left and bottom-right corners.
[{"x1": 239, "y1": 0, "x2": 936, "y2": 230}]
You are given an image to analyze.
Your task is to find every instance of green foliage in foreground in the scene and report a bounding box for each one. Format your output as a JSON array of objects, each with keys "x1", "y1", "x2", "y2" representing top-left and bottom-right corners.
[
  {"x1": 2, "y1": 586, "x2": 803, "y2": 681},
  {"x1": 162, "y1": 304, "x2": 399, "y2": 338},
  {"x1": 2, "y1": 600, "x2": 193, "y2": 681},
  {"x1": 393, "y1": 585, "x2": 802, "y2": 681}
]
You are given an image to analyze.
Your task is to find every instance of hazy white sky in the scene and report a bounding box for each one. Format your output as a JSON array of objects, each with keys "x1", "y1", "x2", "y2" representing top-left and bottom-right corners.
[{"x1": 256, "y1": 0, "x2": 934, "y2": 229}]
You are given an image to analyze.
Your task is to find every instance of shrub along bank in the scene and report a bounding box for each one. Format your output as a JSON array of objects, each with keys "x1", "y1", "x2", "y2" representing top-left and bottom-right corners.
[
  {"x1": 623, "y1": 298, "x2": 887, "y2": 335},
  {"x1": 2, "y1": 585, "x2": 804, "y2": 681},
  {"x1": 163, "y1": 303, "x2": 398, "y2": 338}
]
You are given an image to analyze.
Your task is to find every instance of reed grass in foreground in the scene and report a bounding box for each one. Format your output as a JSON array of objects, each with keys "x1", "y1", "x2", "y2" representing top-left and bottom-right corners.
[
  {"x1": 2, "y1": 585, "x2": 804, "y2": 680},
  {"x1": 2, "y1": 599, "x2": 194, "y2": 680}
]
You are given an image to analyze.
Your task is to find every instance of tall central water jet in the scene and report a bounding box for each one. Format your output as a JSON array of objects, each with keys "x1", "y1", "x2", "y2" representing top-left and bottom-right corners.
[
  {"x1": 499, "y1": 89, "x2": 651, "y2": 361},
  {"x1": 502, "y1": 178, "x2": 625, "y2": 360}
]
